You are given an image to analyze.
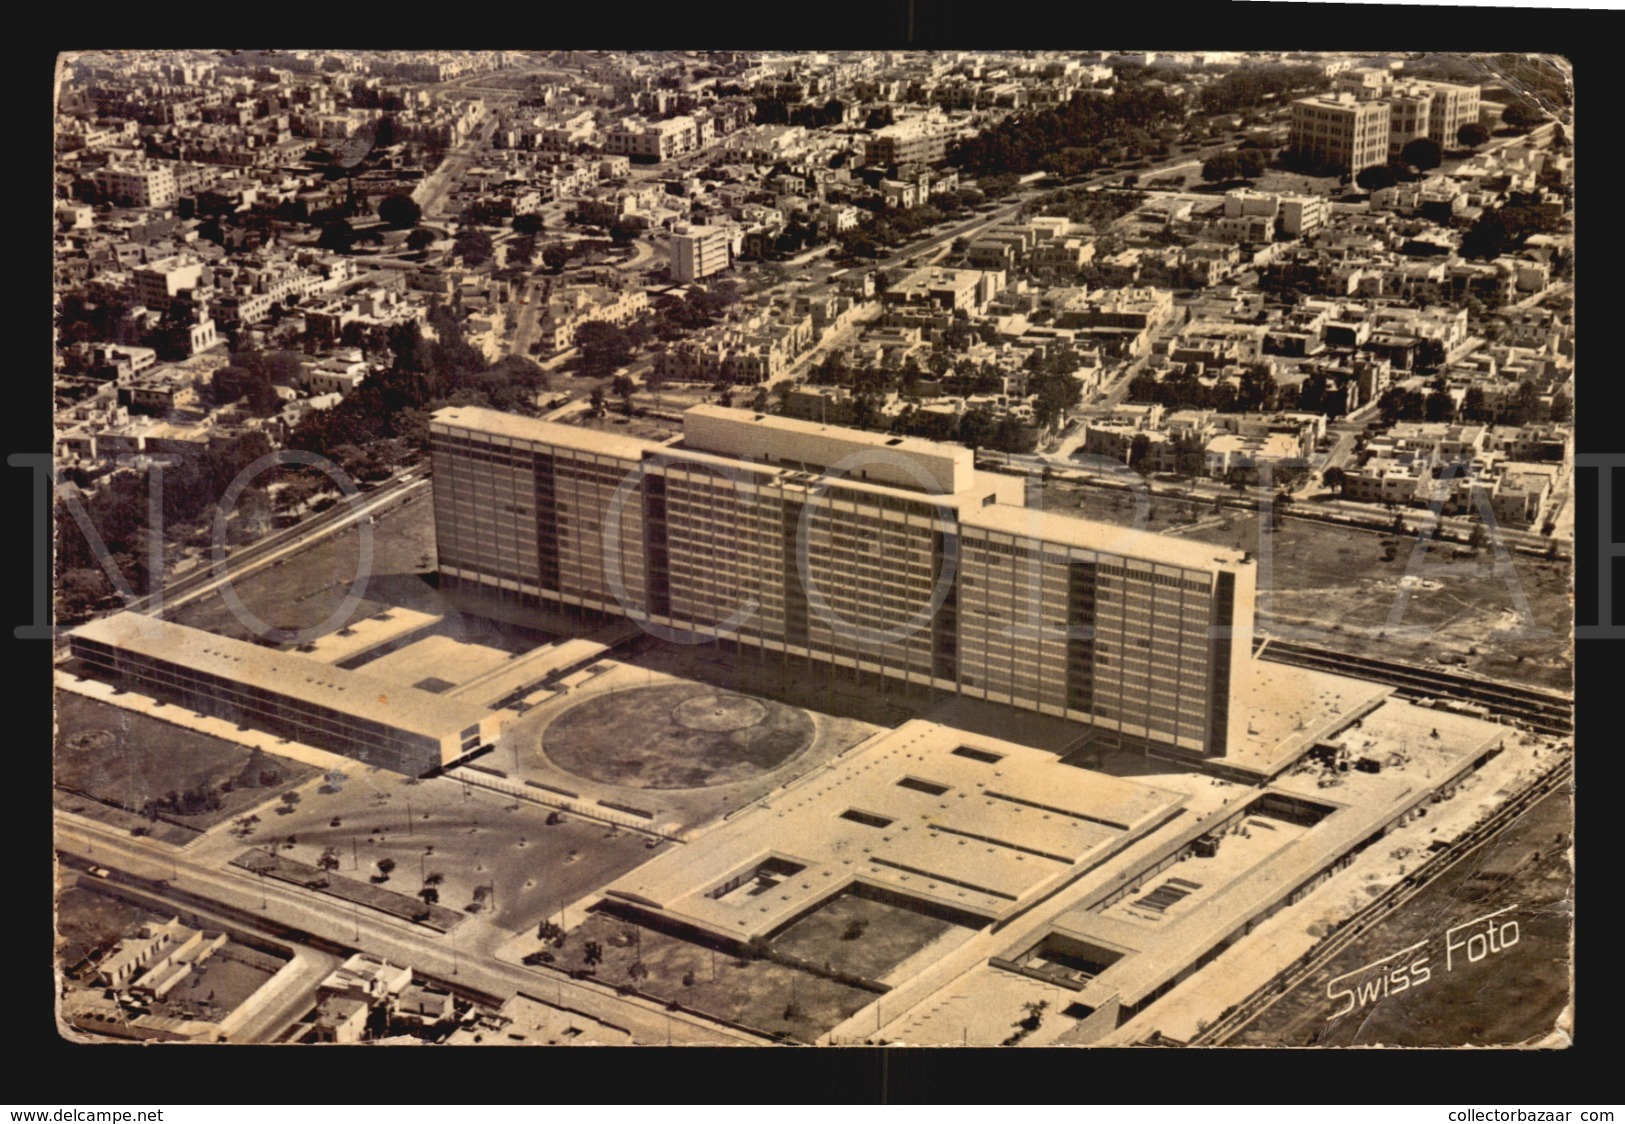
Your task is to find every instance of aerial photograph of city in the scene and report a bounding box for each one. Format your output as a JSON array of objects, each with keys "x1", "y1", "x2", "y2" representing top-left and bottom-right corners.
[{"x1": 51, "y1": 48, "x2": 1573, "y2": 1049}]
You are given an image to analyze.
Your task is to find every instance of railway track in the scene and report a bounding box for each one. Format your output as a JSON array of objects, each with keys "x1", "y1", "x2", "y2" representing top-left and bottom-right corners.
[
  {"x1": 1256, "y1": 638, "x2": 1573, "y2": 736},
  {"x1": 1186, "y1": 756, "x2": 1573, "y2": 1046}
]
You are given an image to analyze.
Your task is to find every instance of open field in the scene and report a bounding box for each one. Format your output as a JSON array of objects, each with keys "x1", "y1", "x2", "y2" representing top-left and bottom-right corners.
[
  {"x1": 167, "y1": 490, "x2": 436, "y2": 643},
  {"x1": 547, "y1": 909, "x2": 876, "y2": 1043},
  {"x1": 54, "y1": 690, "x2": 319, "y2": 830},
  {"x1": 1233, "y1": 787, "x2": 1572, "y2": 1047},
  {"x1": 770, "y1": 891, "x2": 963, "y2": 982},
  {"x1": 1040, "y1": 480, "x2": 1572, "y2": 692},
  {"x1": 239, "y1": 767, "x2": 664, "y2": 934},
  {"x1": 543, "y1": 683, "x2": 817, "y2": 789}
]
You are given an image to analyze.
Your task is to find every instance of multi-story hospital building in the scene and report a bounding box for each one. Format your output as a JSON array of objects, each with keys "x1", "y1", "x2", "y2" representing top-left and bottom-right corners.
[{"x1": 429, "y1": 405, "x2": 1257, "y2": 758}]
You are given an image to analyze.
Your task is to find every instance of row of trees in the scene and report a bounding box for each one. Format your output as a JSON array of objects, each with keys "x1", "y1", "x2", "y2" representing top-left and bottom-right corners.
[
  {"x1": 1199, "y1": 64, "x2": 1332, "y2": 114},
  {"x1": 1377, "y1": 379, "x2": 1572, "y2": 428},
  {"x1": 948, "y1": 85, "x2": 1187, "y2": 177},
  {"x1": 1128, "y1": 364, "x2": 1285, "y2": 414},
  {"x1": 1201, "y1": 148, "x2": 1269, "y2": 184}
]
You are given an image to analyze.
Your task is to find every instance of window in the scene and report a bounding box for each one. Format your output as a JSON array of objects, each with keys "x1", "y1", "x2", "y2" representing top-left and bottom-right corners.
[
  {"x1": 840, "y1": 809, "x2": 894, "y2": 829},
  {"x1": 951, "y1": 746, "x2": 1003, "y2": 765}
]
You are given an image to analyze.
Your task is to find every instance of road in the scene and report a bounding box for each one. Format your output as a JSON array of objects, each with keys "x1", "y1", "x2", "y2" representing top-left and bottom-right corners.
[
  {"x1": 55, "y1": 814, "x2": 751, "y2": 1045},
  {"x1": 414, "y1": 113, "x2": 501, "y2": 220},
  {"x1": 509, "y1": 278, "x2": 545, "y2": 358}
]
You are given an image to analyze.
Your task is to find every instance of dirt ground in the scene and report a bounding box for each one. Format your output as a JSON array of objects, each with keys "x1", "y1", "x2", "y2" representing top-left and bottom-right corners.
[
  {"x1": 54, "y1": 690, "x2": 319, "y2": 830},
  {"x1": 550, "y1": 909, "x2": 876, "y2": 1043},
  {"x1": 1233, "y1": 787, "x2": 1573, "y2": 1047},
  {"x1": 168, "y1": 491, "x2": 437, "y2": 643},
  {"x1": 1040, "y1": 480, "x2": 1573, "y2": 692},
  {"x1": 770, "y1": 892, "x2": 961, "y2": 982},
  {"x1": 55, "y1": 883, "x2": 166, "y2": 967}
]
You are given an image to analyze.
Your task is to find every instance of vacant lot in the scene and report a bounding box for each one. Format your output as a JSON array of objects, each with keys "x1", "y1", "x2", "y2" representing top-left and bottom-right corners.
[
  {"x1": 771, "y1": 891, "x2": 964, "y2": 982},
  {"x1": 543, "y1": 684, "x2": 817, "y2": 790},
  {"x1": 1040, "y1": 481, "x2": 1573, "y2": 692},
  {"x1": 54, "y1": 690, "x2": 319, "y2": 830},
  {"x1": 564, "y1": 411, "x2": 681, "y2": 444},
  {"x1": 550, "y1": 909, "x2": 877, "y2": 1043},
  {"x1": 1234, "y1": 788, "x2": 1572, "y2": 1047},
  {"x1": 55, "y1": 882, "x2": 166, "y2": 968},
  {"x1": 168, "y1": 491, "x2": 436, "y2": 643}
]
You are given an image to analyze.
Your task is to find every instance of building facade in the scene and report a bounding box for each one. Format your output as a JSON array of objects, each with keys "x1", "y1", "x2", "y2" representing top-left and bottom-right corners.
[
  {"x1": 68, "y1": 615, "x2": 504, "y2": 776},
  {"x1": 670, "y1": 225, "x2": 733, "y2": 283},
  {"x1": 1288, "y1": 94, "x2": 1392, "y2": 174},
  {"x1": 429, "y1": 405, "x2": 1257, "y2": 758}
]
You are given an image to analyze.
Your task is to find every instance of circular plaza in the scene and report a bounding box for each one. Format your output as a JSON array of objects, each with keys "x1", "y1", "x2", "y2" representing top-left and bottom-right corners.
[{"x1": 540, "y1": 683, "x2": 817, "y2": 790}]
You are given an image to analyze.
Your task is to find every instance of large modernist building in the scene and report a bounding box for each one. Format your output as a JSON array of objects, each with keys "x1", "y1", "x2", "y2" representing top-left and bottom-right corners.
[
  {"x1": 430, "y1": 405, "x2": 1258, "y2": 759},
  {"x1": 1289, "y1": 74, "x2": 1484, "y2": 174},
  {"x1": 68, "y1": 614, "x2": 505, "y2": 776}
]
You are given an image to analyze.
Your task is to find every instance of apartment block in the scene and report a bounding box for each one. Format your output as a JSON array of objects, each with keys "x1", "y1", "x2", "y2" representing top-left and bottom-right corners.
[
  {"x1": 95, "y1": 161, "x2": 179, "y2": 208},
  {"x1": 429, "y1": 405, "x2": 1258, "y2": 758},
  {"x1": 670, "y1": 224, "x2": 733, "y2": 283},
  {"x1": 864, "y1": 122, "x2": 950, "y2": 168},
  {"x1": 1288, "y1": 93, "x2": 1392, "y2": 174}
]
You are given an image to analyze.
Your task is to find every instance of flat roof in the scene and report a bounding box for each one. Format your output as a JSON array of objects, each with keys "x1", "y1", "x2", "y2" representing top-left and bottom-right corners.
[
  {"x1": 601, "y1": 719, "x2": 1184, "y2": 936},
  {"x1": 432, "y1": 405, "x2": 1249, "y2": 573},
  {"x1": 72, "y1": 614, "x2": 497, "y2": 742},
  {"x1": 960, "y1": 502, "x2": 1250, "y2": 574},
  {"x1": 430, "y1": 406, "x2": 654, "y2": 463},
  {"x1": 684, "y1": 403, "x2": 974, "y2": 470}
]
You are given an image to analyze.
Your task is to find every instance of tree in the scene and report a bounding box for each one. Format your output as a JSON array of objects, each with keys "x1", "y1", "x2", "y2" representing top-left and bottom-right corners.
[
  {"x1": 1323, "y1": 466, "x2": 1347, "y2": 495},
  {"x1": 318, "y1": 849, "x2": 340, "y2": 873},
  {"x1": 1399, "y1": 137, "x2": 1444, "y2": 172},
  {"x1": 1501, "y1": 102, "x2": 1547, "y2": 131},
  {"x1": 513, "y1": 213, "x2": 545, "y2": 235},
  {"x1": 958, "y1": 406, "x2": 995, "y2": 453},
  {"x1": 541, "y1": 243, "x2": 571, "y2": 273},
  {"x1": 1128, "y1": 433, "x2": 1152, "y2": 475},
  {"x1": 583, "y1": 940, "x2": 604, "y2": 967},
  {"x1": 419, "y1": 886, "x2": 439, "y2": 905},
  {"x1": 1457, "y1": 122, "x2": 1491, "y2": 148},
  {"x1": 1201, "y1": 152, "x2": 1242, "y2": 183},
  {"x1": 1356, "y1": 164, "x2": 1399, "y2": 193},
  {"x1": 317, "y1": 219, "x2": 355, "y2": 252},
  {"x1": 589, "y1": 387, "x2": 606, "y2": 416},
  {"x1": 378, "y1": 194, "x2": 422, "y2": 229},
  {"x1": 576, "y1": 322, "x2": 633, "y2": 379},
  {"x1": 375, "y1": 858, "x2": 396, "y2": 880},
  {"x1": 406, "y1": 228, "x2": 436, "y2": 252},
  {"x1": 453, "y1": 229, "x2": 494, "y2": 267},
  {"x1": 1236, "y1": 148, "x2": 1267, "y2": 179}
]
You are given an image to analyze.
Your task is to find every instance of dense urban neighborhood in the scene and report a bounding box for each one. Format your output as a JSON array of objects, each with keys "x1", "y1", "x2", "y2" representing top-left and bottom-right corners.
[{"x1": 54, "y1": 49, "x2": 1572, "y2": 1049}]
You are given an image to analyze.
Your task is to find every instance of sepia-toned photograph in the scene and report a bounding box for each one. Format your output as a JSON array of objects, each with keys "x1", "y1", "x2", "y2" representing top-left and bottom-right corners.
[{"x1": 51, "y1": 47, "x2": 1574, "y2": 1049}]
